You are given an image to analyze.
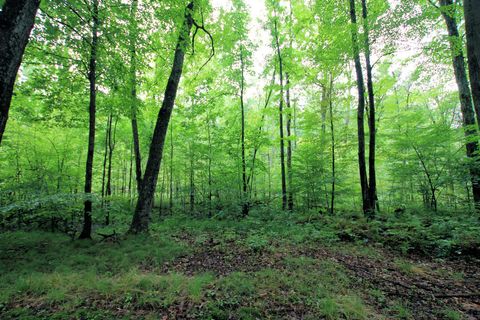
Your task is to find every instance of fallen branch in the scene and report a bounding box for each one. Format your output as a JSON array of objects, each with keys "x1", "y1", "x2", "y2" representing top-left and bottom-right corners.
[{"x1": 97, "y1": 230, "x2": 119, "y2": 242}]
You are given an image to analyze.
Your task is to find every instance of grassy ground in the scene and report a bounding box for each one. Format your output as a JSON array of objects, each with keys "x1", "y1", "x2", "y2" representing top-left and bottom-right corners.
[{"x1": 0, "y1": 209, "x2": 479, "y2": 319}]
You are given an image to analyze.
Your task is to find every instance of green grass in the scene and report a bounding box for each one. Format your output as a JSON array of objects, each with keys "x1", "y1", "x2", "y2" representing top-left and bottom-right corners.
[
  {"x1": 204, "y1": 260, "x2": 374, "y2": 319},
  {"x1": 0, "y1": 208, "x2": 476, "y2": 319}
]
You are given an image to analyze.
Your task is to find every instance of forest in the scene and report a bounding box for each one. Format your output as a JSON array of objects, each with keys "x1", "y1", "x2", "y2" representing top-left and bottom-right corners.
[{"x1": 1, "y1": 0, "x2": 480, "y2": 318}]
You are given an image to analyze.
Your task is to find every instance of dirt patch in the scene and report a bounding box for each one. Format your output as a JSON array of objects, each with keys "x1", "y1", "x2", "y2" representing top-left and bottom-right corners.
[
  {"x1": 161, "y1": 242, "x2": 286, "y2": 276},
  {"x1": 298, "y1": 246, "x2": 480, "y2": 319}
]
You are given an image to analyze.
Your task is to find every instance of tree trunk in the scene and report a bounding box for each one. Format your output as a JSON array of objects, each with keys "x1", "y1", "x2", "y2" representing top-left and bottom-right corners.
[
  {"x1": 159, "y1": 167, "x2": 166, "y2": 216},
  {"x1": 464, "y1": 0, "x2": 480, "y2": 129},
  {"x1": 0, "y1": 0, "x2": 40, "y2": 145},
  {"x1": 329, "y1": 75, "x2": 335, "y2": 215},
  {"x1": 129, "y1": 0, "x2": 142, "y2": 194},
  {"x1": 362, "y1": 0, "x2": 377, "y2": 217},
  {"x1": 101, "y1": 115, "x2": 111, "y2": 203},
  {"x1": 273, "y1": 18, "x2": 288, "y2": 211},
  {"x1": 207, "y1": 112, "x2": 213, "y2": 217},
  {"x1": 169, "y1": 123, "x2": 174, "y2": 211},
  {"x1": 240, "y1": 47, "x2": 249, "y2": 216},
  {"x1": 349, "y1": 0, "x2": 370, "y2": 215},
  {"x1": 79, "y1": 0, "x2": 99, "y2": 239},
  {"x1": 106, "y1": 115, "x2": 118, "y2": 199},
  {"x1": 440, "y1": 0, "x2": 480, "y2": 207},
  {"x1": 128, "y1": 142, "x2": 133, "y2": 201},
  {"x1": 286, "y1": 73, "x2": 294, "y2": 211},
  {"x1": 129, "y1": 2, "x2": 194, "y2": 234},
  {"x1": 105, "y1": 115, "x2": 118, "y2": 225},
  {"x1": 189, "y1": 143, "x2": 195, "y2": 213}
]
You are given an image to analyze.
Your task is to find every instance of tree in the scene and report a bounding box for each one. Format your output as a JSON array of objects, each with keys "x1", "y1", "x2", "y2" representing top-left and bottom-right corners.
[
  {"x1": 272, "y1": 7, "x2": 288, "y2": 211},
  {"x1": 437, "y1": 0, "x2": 480, "y2": 207},
  {"x1": 349, "y1": 0, "x2": 371, "y2": 216},
  {"x1": 240, "y1": 46, "x2": 249, "y2": 216},
  {"x1": 129, "y1": 1, "x2": 196, "y2": 233},
  {"x1": 463, "y1": 0, "x2": 480, "y2": 127},
  {"x1": 0, "y1": 0, "x2": 41, "y2": 145},
  {"x1": 79, "y1": 0, "x2": 99, "y2": 239},
  {"x1": 361, "y1": 0, "x2": 378, "y2": 215},
  {"x1": 129, "y1": 0, "x2": 142, "y2": 194}
]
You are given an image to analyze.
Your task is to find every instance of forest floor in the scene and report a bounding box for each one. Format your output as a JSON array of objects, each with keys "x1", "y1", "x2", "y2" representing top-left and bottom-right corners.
[{"x1": 0, "y1": 210, "x2": 479, "y2": 319}]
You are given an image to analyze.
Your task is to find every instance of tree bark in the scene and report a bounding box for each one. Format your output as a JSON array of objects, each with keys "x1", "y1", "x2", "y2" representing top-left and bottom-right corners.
[
  {"x1": 286, "y1": 73, "x2": 294, "y2": 211},
  {"x1": 361, "y1": 0, "x2": 377, "y2": 217},
  {"x1": 101, "y1": 114, "x2": 112, "y2": 203},
  {"x1": 79, "y1": 0, "x2": 99, "y2": 239},
  {"x1": 105, "y1": 115, "x2": 118, "y2": 225},
  {"x1": 189, "y1": 141, "x2": 195, "y2": 213},
  {"x1": 329, "y1": 75, "x2": 335, "y2": 215},
  {"x1": 273, "y1": 18, "x2": 288, "y2": 211},
  {"x1": 169, "y1": 123, "x2": 174, "y2": 210},
  {"x1": 129, "y1": 2, "x2": 194, "y2": 234},
  {"x1": 464, "y1": 0, "x2": 480, "y2": 128},
  {"x1": 240, "y1": 47, "x2": 249, "y2": 216},
  {"x1": 129, "y1": 0, "x2": 142, "y2": 194},
  {"x1": 207, "y1": 112, "x2": 213, "y2": 217},
  {"x1": 349, "y1": 0, "x2": 370, "y2": 215},
  {"x1": 440, "y1": 0, "x2": 480, "y2": 207},
  {"x1": 0, "y1": 0, "x2": 40, "y2": 145}
]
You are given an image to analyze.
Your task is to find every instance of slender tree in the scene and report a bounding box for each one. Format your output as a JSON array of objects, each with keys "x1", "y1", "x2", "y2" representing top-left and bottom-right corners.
[
  {"x1": 129, "y1": 2, "x2": 195, "y2": 233},
  {"x1": 105, "y1": 115, "x2": 118, "y2": 225},
  {"x1": 361, "y1": 0, "x2": 378, "y2": 215},
  {"x1": 240, "y1": 46, "x2": 249, "y2": 216},
  {"x1": 169, "y1": 123, "x2": 174, "y2": 210},
  {"x1": 349, "y1": 0, "x2": 371, "y2": 215},
  {"x1": 0, "y1": 0, "x2": 41, "y2": 145},
  {"x1": 286, "y1": 73, "x2": 294, "y2": 211},
  {"x1": 463, "y1": 0, "x2": 480, "y2": 128},
  {"x1": 79, "y1": 0, "x2": 99, "y2": 239},
  {"x1": 273, "y1": 16, "x2": 288, "y2": 211},
  {"x1": 328, "y1": 75, "x2": 335, "y2": 215},
  {"x1": 101, "y1": 114, "x2": 112, "y2": 203},
  {"x1": 438, "y1": 0, "x2": 480, "y2": 206},
  {"x1": 129, "y1": 0, "x2": 142, "y2": 193}
]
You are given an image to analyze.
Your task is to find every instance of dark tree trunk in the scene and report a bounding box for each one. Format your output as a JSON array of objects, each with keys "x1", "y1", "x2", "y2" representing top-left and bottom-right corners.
[
  {"x1": 361, "y1": 0, "x2": 377, "y2": 217},
  {"x1": 329, "y1": 75, "x2": 335, "y2": 215},
  {"x1": 79, "y1": 0, "x2": 99, "y2": 239},
  {"x1": 101, "y1": 114, "x2": 112, "y2": 203},
  {"x1": 240, "y1": 47, "x2": 249, "y2": 216},
  {"x1": 159, "y1": 167, "x2": 166, "y2": 216},
  {"x1": 129, "y1": 2, "x2": 194, "y2": 234},
  {"x1": 273, "y1": 18, "x2": 288, "y2": 211},
  {"x1": 189, "y1": 143, "x2": 195, "y2": 213},
  {"x1": 286, "y1": 0, "x2": 294, "y2": 211},
  {"x1": 106, "y1": 115, "x2": 118, "y2": 199},
  {"x1": 169, "y1": 123, "x2": 174, "y2": 210},
  {"x1": 286, "y1": 73, "x2": 294, "y2": 211},
  {"x1": 349, "y1": 0, "x2": 370, "y2": 215},
  {"x1": 0, "y1": 0, "x2": 40, "y2": 145},
  {"x1": 128, "y1": 142, "x2": 133, "y2": 201},
  {"x1": 464, "y1": 0, "x2": 480, "y2": 128},
  {"x1": 207, "y1": 113, "x2": 213, "y2": 217},
  {"x1": 105, "y1": 115, "x2": 118, "y2": 225},
  {"x1": 440, "y1": 0, "x2": 480, "y2": 206},
  {"x1": 129, "y1": 0, "x2": 142, "y2": 194}
]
